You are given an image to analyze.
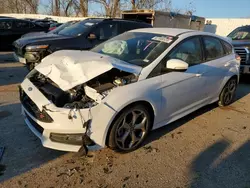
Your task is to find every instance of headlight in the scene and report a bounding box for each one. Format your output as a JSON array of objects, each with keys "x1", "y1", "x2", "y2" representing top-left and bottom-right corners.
[{"x1": 26, "y1": 45, "x2": 49, "y2": 51}]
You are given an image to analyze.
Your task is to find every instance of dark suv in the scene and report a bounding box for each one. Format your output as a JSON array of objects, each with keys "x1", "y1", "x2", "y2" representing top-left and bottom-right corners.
[
  {"x1": 13, "y1": 18, "x2": 152, "y2": 70},
  {"x1": 228, "y1": 25, "x2": 250, "y2": 74},
  {"x1": 0, "y1": 18, "x2": 47, "y2": 50}
]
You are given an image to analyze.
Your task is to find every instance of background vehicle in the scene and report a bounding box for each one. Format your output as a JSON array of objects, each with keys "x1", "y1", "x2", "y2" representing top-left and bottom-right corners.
[
  {"x1": 33, "y1": 18, "x2": 57, "y2": 28},
  {"x1": 19, "y1": 28, "x2": 239, "y2": 153},
  {"x1": 21, "y1": 20, "x2": 79, "y2": 38},
  {"x1": 48, "y1": 23, "x2": 62, "y2": 31},
  {"x1": 122, "y1": 9, "x2": 205, "y2": 30},
  {"x1": 228, "y1": 25, "x2": 250, "y2": 74},
  {"x1": 13, "y1": 18, "x2": 152, "y2": 70},
  {"x1": 0, "y1": 18, "x2": 48, "y2": 50}
]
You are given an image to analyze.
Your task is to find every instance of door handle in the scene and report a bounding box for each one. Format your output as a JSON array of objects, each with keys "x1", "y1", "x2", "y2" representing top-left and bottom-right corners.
[{"x1": 196, "y1": 73, "x2": 202, "y2": 77}]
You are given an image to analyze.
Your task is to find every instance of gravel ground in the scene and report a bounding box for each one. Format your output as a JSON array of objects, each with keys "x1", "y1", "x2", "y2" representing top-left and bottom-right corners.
[{"x1": 0, "y1": 52, "x2": 250, "y2": 188}]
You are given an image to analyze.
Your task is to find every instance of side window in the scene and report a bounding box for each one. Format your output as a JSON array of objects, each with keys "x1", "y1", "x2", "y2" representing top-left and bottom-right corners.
[
  {"x1": 203, "y1": 37, "x2": 224, "y2": 61},
  {"x1": 169, "y1": 37, "x2": 203, "y2": 66},
  {"x1": 93, "y1": 23, "x2": 118, "y2": 40},
  {"x1": 0, "y1": 21, "x2": 12, "y2": 29},
  {"x1": 222, "y1": 41, "x2": 233, "y2": 55},
  {"x1": 15, "y1": 21, "x2": 29, "y2": 29}
]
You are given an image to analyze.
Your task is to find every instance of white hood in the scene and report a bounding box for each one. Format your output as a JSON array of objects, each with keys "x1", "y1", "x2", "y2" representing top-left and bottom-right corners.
[{"x1": 35, "y1": 50, "x2": 142, "y2": 91}]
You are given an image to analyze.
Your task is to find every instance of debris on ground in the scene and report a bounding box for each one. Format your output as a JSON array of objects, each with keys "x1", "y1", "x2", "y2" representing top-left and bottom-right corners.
[
  {"x1": 123, "y1": 176, "x2": 130, "y2": 182},
  {"x1": 143, "y1": 146, "x2": 159, "y2": 153}
]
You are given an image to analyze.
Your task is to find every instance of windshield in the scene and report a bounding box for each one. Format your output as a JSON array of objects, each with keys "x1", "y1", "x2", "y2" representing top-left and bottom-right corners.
[
  {"x1": 91, "y1": 32, "x2": 176, "y2": 67},
  {"x1": 58, "y1": 21, "x2": 94, "y2": 37},
  {"x1": 228, "y1": 27, "x2": 250, "y2": 40},
  {"x1": 49, "y1": 21, "x2": 76, "y2": 34}
]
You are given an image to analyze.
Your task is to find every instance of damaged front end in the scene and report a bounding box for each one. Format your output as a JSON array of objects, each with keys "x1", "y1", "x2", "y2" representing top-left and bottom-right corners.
[{"x1": 20, "y1": 51, "x2": 141, "y2": 153}]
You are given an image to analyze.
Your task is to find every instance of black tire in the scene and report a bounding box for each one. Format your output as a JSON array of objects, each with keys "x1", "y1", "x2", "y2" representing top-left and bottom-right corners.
[
  {"x1": 107, "y1": 104, "x2": 152, "y2": 152},
  {"x1": 218, "y1": 77, "x2": 237, "y2": 107}
]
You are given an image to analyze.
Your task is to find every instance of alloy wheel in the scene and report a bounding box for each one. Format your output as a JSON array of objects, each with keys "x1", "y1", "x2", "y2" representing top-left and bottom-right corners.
[{"x1": 115, "y1": 109, "x2": 148, "y2": 150}]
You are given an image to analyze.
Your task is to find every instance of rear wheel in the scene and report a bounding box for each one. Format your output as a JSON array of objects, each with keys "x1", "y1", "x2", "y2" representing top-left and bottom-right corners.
[
  {"x1": 218, "y1": 77, "x2": 237, "y2": 106},
  {"x1": 107, "y1": 104, "x2": 152, "y2": 152}
]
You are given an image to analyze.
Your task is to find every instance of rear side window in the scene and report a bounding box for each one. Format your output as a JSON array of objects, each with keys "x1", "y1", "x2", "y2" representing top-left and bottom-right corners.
[
  {"x1": 203, "y1": 37, "x2": 224, "y2": 61},
  {"x1": 222, "y1": 41, "x2": 233, "y2": 55},
  {"x1": 15, "y1": 21, "x2": 29, "y2": 29},
  {"x1": 0, "y1": 20, "x2": 12, "y2": 29}
]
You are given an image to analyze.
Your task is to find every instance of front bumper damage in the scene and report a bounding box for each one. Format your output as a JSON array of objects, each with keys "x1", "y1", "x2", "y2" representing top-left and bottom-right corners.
[{"x1": 20, "y1": 78, "x2": 116, "y2": 153}]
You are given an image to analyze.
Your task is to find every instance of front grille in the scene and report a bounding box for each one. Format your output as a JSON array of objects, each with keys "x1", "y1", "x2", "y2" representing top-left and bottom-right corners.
[
  {"x1": 25, "y1": 112, "x2": 44, "y2": 134},
  {"x1": 19, "y1": 87, "x2": 53, "y2": 123},
  {"x1": 235, "y1": 47, "x2": 249, "y2": 65}
]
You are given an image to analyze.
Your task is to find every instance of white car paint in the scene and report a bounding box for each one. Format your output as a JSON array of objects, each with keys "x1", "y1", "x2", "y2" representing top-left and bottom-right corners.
[{"x1": 20, "y1": 28, "x2": 240, "y2": 152}]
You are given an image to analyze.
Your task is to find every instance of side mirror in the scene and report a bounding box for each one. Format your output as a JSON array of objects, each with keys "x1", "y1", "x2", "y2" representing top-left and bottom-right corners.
[
  {"x1": 166, "y1": 59, "x2": 188, "y2": 71},
  {"x1": 88, "y1": 33, "x2": 97, "y2": 40}
]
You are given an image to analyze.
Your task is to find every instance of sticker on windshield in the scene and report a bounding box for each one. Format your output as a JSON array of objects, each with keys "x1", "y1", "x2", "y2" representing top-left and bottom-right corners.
[
  {"x1": 152, "y1": 36, "x2": 173, "y2": 43},
  {"x1": 85, "y1": 22, "x2": 94, "y2": 26}
]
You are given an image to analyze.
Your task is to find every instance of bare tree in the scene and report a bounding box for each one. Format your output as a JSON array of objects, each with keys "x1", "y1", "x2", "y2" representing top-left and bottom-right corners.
[
  {"x1": 93, "y1": 0, "x2": 121, "y2": 17},
  {"x1": 2, "y1": 0, "x2": 40, "y2": 14}
]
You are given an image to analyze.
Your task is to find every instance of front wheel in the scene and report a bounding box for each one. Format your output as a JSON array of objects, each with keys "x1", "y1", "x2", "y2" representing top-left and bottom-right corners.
[
  {"x1": 107, "y1": 104, "x2": 152, "y2": 152},
  {"x1": 218, "y1": 77, "x2": 237, "y2": 106}
]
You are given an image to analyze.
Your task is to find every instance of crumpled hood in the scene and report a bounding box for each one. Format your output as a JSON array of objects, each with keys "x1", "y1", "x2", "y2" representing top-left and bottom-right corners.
[{"x1": 35, "y1": 50, "x2": 142, "y2": 91}]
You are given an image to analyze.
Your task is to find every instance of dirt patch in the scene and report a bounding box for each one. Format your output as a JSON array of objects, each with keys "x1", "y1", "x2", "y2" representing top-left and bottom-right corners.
[{"x1": 0, "y1": 84, "x2": 19, "y2": 92}]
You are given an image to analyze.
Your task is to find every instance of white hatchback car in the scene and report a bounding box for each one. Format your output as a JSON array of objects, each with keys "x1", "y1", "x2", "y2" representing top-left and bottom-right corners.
[{"x1": 20, "y1": 28, "x2": 240, "y2": 154}]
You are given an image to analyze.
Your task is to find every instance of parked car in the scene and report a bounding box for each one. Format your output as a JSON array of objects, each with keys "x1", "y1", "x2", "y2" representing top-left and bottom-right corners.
[
  {"x1": 19, "y1": 28, "x2": 240, "y2": 154},
  {"x1": 48, "y1": 23, "x2": 62, "y2": 31},
  {"x1": 13, "y1": 18, "x2": 152, "y2": 70},
  {"x1": 33, "y1": 18, "x2": 57, "y2": 28},
  {"x1": 21, "y1": 20, "x2": 79, "y2": 38},
  {"x1": 0, "y1": 18, "x2": 48, "y2": 50},
  {"x1": 228, "y1": 25, "x2": 250, "y2": 74}
]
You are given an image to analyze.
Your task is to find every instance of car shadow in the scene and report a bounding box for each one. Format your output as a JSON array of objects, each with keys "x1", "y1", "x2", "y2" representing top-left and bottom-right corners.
[
  {"x1": 188, "y1": 140, "x2": 250, "y2": 188},
  {"x1": 0, "y1": 102, "x2": 65, "y2": 182},
  {"x1": 144, "y1": 82, "x2": 250, "y2": 147},
  {"x1": 0, "y1": 53, "x2": 28, "y2": 86}
]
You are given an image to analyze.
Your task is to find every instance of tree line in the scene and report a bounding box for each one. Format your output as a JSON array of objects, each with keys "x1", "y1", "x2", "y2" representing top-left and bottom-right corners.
[{"x1": 0, "y1": 0, "x2": 196, "y2": 17}]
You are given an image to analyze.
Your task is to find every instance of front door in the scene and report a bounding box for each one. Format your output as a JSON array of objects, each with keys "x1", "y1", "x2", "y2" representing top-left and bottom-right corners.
[{"x1": 159, "y1": 37, "x2": 208, "y2": 125}]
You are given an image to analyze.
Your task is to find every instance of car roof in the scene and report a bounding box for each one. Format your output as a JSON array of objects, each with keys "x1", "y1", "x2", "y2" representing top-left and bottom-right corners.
[
  {"x1": 131, "y1": 28, "x2": 226, "y2": 37},
  {"x1": 79, "y1": 18, "x2": 151, "y2": 26},
  {"x1": 130, "y1": 28, "x2": 195, "y2": 36}
]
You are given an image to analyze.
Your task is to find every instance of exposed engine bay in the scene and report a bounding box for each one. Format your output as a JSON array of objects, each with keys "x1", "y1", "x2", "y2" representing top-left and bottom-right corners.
[{"x1": 30, "y1": 68, "x2": 138, "y2": 109}]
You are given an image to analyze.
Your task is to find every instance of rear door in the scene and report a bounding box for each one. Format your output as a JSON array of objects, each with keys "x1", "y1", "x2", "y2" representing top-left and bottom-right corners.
[{"x1": 201, "y1": 36, "x2": 232, "y2": 99}]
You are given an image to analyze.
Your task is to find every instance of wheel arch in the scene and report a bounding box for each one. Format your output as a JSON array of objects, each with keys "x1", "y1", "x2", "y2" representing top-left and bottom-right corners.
[{"x1": 104, "y1": 100, "x2": 156, "y2": 146}]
